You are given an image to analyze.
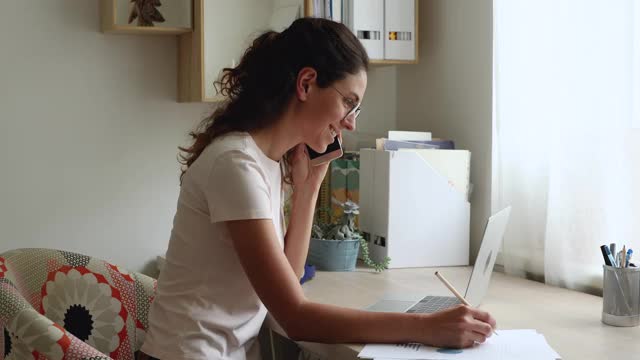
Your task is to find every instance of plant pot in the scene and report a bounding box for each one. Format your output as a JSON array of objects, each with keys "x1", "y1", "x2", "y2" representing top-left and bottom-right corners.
[{"x1": 307, "y1": 238, "x2": 360, "y2": 271}]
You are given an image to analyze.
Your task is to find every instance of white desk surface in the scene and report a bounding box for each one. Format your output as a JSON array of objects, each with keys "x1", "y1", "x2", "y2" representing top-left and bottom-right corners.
[{"x1": 269, "y1": 264, "x2": 640, "y2": 359}]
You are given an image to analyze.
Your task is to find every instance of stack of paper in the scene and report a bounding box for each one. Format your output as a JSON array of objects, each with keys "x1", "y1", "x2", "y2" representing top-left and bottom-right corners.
[
  {"x1": 358, "y1": 329, "x2": 561, "y2": 360},
  {"x1": 375, "y1": 139, "x2": 439, "y2": 151},
  {"x1": 388, "y1": 131, "x2": 432, "y2": 141}
]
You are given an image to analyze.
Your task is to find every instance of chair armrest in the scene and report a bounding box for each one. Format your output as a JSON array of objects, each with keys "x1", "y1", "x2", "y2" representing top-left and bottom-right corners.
[{"x1": 6, "y1": 307, "x2": 112, "y2": 359}]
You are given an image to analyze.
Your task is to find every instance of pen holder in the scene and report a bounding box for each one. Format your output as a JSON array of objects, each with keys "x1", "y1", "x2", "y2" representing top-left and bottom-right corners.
[{"x1": 602, "y1": 265, "x2": 640, "y2": 327}]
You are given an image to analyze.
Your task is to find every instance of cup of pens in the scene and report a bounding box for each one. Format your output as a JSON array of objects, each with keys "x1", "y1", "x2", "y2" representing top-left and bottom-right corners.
[
  {"x1": 602, "y1": 265, "x2": 640, "y2": 326},
  {"x1": 601, "y1": 244, "x2": 639, "y2": 326}
]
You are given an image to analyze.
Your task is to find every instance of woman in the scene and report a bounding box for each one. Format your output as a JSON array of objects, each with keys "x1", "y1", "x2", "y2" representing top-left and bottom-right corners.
[{"x1": 140, "y1": 18, "x2": 496, "y2": 360}]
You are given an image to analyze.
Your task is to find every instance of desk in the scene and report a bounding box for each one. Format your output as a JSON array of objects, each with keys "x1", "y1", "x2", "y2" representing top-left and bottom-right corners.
[{"x1": 268, "y1": 265, "x2": 640, "y2": 359}]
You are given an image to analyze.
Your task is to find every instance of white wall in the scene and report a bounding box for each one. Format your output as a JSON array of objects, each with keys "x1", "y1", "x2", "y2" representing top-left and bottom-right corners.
[
  {"x1": 344, "y1": 65, "x2": 397, "y2": 151},
  {"x1": 204, "y1": 0, "x2": 276, "y2": 99},
  {"x1": 0, "y1": 0, "x2": 396, "y2": 275},
  {"x1": 0, "y1": 0, "x2": 210, "y2": 275},
  {"x1": 396, "y1": 0, "x2": 493, "y2": 262}
]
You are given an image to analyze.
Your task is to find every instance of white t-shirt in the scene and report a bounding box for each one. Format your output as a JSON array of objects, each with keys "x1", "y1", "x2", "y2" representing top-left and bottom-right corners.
[{"x1": 141, "y1": 132, "x2": 284, "y2": 360}]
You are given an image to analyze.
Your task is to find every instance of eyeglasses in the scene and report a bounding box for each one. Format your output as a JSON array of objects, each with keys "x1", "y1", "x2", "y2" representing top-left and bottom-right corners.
[{"x1": 331, "y1": 86, "x2": 362, "y2": 120}]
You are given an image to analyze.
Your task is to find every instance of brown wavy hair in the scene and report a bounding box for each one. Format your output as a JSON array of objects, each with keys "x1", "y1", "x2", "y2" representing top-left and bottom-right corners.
[{"x1": 178, "y1": 18, "x2": 369, "y2": 184}]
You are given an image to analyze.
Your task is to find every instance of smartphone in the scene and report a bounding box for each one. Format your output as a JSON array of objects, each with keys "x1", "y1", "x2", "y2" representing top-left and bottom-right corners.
[{"x1": 306, "y1": 136, "x2": 343, "y2": 166}]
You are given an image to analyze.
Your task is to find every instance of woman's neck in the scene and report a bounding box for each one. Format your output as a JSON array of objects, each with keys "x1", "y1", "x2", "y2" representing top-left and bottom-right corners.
[{"x1": 249, "y1": 110, "x2": 303, "y2": 161}]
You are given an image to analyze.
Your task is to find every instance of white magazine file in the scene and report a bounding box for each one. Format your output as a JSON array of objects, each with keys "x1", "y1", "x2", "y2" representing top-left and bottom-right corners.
[
  {"x1": 346, "y1": 0, "x2": 384, "y2": 59},
  {"x1": 384, "y1": 0, "x2": 416, "y2": 60},
  {"x1": 359, "y1": 149, "x2": 470, "y2": 268}
]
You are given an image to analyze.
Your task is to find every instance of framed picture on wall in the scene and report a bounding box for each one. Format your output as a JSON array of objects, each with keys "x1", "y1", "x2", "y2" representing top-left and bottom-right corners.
[{"x1": 101, "y1": 0, "x2": 192, "y2": 35}]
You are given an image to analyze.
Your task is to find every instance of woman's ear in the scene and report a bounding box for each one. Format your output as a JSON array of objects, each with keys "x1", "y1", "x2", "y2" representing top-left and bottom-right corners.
[{"x1": 296, "y1": 67, "x2": 317, "y2": 101}]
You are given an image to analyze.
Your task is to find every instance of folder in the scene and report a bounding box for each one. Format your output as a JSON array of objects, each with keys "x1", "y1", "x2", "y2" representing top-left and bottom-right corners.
[
  {"x1": 346, "y1": 0, "x2": 384, "y2": 60},
  {"x1": 359, "y1": 149, "x2": 470, "y2": 268},
  {"x1": 384, "y1": 0, "x2": 416, "y2": 60},
  {"x1": 313, "y1": 0, "x2": 324, "y2": 18},
  {"x1": 331, "y1": 0, "x2": 342, "y2": 22}
]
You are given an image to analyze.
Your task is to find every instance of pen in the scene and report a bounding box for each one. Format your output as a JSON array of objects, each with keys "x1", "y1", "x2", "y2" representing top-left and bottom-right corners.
[
  {"x1": 627, "y1": 249, "x2": 633, "y2": 268},
  {"x1": 600, "y1": 245, "x2": 613, "y2": 266},
  {"x1": 610, "y1": 243, "x2": 616, "y2": 261},
  {"x1": 617, "y1": 251, "x2": 623, "y2": 268},
  {"x1": 435, "y1": 271, "x2": 499, "y2": 336},
  {"x1": 601, "y1": 245, "x2": 617, "y2": 267}
]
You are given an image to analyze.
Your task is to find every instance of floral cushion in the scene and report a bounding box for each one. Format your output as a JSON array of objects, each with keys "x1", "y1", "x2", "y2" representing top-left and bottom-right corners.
[{"x1": 0, "y1": 248, "x2": 156, "y2": 360}]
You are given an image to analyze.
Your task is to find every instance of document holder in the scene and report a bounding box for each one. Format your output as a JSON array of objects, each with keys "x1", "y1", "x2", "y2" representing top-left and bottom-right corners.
[{"x1": 359, "y1": 148, "x2": 470, "y2": 268}]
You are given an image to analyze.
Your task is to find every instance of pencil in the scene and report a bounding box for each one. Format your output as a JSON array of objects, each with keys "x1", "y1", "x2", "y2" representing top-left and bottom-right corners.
[{"x1": 435, "y1": 271, "x2": 499, "y2": 336}]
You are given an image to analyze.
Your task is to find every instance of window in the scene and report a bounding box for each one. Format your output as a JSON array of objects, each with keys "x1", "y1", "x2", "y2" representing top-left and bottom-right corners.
[{"x1": 633, "y1": 1, "x2": 640, "y2": 128}]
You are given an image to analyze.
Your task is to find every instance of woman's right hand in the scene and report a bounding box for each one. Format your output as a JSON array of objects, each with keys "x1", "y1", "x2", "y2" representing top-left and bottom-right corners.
[
  {"x1": 289, "y1": 143, "x2": 329, "y2": 195},
  {"x1": 419, "y1": 305, "x2": 496, "y2": 349}
]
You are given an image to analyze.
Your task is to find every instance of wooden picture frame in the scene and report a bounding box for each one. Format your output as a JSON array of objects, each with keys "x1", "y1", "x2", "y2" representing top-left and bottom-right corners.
[{"x1": 101, "y1": 0, "x2": 192, "y2": 35}]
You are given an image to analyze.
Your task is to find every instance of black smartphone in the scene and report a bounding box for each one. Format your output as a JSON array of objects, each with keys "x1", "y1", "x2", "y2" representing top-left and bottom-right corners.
[{"x1": 306, "y1": 136, "x2": 343, "y2": 166}]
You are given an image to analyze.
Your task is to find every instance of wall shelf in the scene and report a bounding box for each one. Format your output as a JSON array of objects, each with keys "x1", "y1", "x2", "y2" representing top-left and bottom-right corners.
[
  {"x1": 304, "y1": 0, "x2": 419, "y2": 65},
  {"x1": 177, "y1": 0, "x2": 223, "y2": 103},
  {"x1": 178, "y1": 0, "x2": 419, "y2": 103}
]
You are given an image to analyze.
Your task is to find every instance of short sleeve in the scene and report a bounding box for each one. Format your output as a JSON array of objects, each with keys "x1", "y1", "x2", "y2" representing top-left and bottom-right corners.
[{"x1": 205, "y1": 150, "x2": 273, "y2": 223}]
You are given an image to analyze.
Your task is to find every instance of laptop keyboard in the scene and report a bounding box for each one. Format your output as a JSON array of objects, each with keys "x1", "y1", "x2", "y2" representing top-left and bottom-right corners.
[{"x1": 406, "y1": 296, "x2": 462, "y2": 314}]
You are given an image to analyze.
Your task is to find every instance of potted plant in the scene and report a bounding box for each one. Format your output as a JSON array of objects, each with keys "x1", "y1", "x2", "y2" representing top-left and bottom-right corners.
[{"x1": 307, "y1": 201, "x2": 390, "y2": 272}]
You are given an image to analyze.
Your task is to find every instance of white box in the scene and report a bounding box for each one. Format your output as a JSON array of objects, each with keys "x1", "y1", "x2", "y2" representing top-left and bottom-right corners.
[
  {"x1": 384, "y1": 0, "x2": 416, "y2": 60},
  {"x1": 346, "y1": 0, "x2": 384, "y2": 60},
  {"x1": 399, "y1": 149, "x2": 471, "y2": 200},
  {"x1": 359, "y1": 149, "x2": 470, "y2": 268}
]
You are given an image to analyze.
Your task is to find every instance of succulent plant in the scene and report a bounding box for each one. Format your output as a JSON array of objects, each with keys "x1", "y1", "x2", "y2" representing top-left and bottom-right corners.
[{"x1": 313, "y1": 201, "x2": 390, "y2": 272}]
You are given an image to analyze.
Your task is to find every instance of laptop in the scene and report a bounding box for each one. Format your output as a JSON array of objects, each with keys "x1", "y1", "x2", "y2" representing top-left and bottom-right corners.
[{"x1": 366, "y1": 206, "x2": 512, "y2": 314}]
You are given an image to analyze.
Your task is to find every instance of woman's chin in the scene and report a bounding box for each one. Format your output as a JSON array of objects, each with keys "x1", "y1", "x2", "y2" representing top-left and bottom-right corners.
[
  {"x1": 307, "y1": 135, "x2": 333, "y2": 153},
  {"x1": 308, "y1": 143, "x2": 328, "y2": 153}
]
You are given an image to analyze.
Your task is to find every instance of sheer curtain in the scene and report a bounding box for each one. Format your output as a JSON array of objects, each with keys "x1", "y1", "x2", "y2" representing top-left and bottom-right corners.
[{"x1": 493, "y1": 0, "x2": 640, "y2": 293}]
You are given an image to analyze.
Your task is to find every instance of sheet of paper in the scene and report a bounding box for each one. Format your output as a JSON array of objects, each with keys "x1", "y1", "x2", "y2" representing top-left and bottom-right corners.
[
  {"x1": 388, "y1": 131, "x2": 432, "y2": 141},
  {"x1": 359, "y1": 329, "x2": 561, "y2": 360}
]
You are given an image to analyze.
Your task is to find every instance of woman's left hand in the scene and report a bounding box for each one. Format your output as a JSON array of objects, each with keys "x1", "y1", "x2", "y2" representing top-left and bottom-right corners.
[{"x1": 289, "y1": 143, "x2": 329, "y2": 195}]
